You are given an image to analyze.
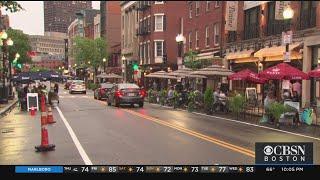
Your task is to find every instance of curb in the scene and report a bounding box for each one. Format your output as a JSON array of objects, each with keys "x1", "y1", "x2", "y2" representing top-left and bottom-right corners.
[{"x1": 0, "y1": 99, "x2": 18, "y2": 117}]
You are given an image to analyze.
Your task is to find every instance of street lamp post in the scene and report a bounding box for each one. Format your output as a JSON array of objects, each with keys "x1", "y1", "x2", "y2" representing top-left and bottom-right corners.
[
  {"x1": 121, "y1": 55, "x2": 126, "y2": 82},
  {"x1": 282, "y1": 6, "x2": 294, "y2": 63},
  {"x1": 103, "y1": 58, "x2": 106, "y2": 73},
  {"x1": 0, "y1": 31, "x2": 13, "y2": 104},
  {"x1": 176, "y1": 34, "x2": 185, "y2": 69}
]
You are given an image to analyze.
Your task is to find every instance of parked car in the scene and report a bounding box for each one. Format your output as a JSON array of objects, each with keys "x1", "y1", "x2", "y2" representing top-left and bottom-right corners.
[
  {"x1": 69, "y1": 80, "x2": 86, "y2": 94},
  {"x1": 64, "y1": 79, "x2": 73, "y2": 90},
  {"x1": 94, "y1": 83, "x2": 114, "y2": 100},
  {"x1": 107, "y1": 83, "x2": 146, "y2": 108}
]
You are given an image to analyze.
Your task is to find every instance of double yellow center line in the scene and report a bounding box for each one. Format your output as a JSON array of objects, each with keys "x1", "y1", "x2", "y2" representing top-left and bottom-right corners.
[{"x1": 122, "y1": 109, "x2": 255, "y2": 158}]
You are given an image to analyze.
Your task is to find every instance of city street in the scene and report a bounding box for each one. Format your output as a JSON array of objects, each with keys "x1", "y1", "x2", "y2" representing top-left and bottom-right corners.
[{"x1": 0, "y1": 86, "x2": 319, "y2": 165}]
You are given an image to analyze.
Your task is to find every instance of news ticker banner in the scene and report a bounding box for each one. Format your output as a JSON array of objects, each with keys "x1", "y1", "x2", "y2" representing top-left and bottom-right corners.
[{"x1": 10, "y1": 165, "x2": 320, "y2": 174}]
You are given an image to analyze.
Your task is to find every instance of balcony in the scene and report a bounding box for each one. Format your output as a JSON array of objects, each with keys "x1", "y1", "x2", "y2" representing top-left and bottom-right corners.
[
  {"x1": 244, "y1": 23, "x2": 260, "y2": 40},
  {"x1": 227, "y1": 31, "x2": 237, "y2": 43},
  {"x1": 136, "y1": 28, "x2": 150, "y2": 36},
  {"x1": 265, "y1": 20, "x2": 291, "y2": 36},
  {"x1": 137, "y1": 1, "x2": 151, "y2": 11}
]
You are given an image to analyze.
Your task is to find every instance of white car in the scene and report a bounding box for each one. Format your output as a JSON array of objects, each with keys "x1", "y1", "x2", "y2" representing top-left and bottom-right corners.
[{"x1": 69, "y1": 80, "x2": 86, "y2": 94}]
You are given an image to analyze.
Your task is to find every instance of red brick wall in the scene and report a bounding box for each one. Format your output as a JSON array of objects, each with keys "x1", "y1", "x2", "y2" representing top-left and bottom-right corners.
[
  {"x1": 33, "y1": 60, "x2": 64, "y2": 70},
  {"x1": 105, "y1": 1, "x2": 121, "y2": 52},
  {"x1": 184, "y1": 1, "x2": 224, "y2": 53},
  {"x1": 139, "y1": 1, "x2": 185, "y2": 65}
]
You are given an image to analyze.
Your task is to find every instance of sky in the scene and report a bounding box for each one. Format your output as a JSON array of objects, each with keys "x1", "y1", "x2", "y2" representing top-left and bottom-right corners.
[{"x1": 1, "y1": 1, "x2": 100, "y2": 35}]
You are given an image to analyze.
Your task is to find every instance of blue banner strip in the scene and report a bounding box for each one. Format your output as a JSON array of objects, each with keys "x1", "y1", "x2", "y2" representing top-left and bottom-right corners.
[{"x1": 15, "y1": 166, "x2": 63, "y2": 173}]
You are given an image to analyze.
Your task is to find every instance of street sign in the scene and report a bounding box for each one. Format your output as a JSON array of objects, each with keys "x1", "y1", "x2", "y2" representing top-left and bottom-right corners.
[
  {"x1": 282, "y1": 31, "x2": 292, "y2": 45},
  {"x1": 283, "y1": 51, "x2": 291, "y2": 62}
]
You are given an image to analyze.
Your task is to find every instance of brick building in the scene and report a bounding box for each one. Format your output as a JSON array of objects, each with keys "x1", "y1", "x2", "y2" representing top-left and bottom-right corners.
[
  {"x1": 44, "y1": 1, "x2": 92, "y2": 34},
  {"x1": 32, "y1": 59, "x2": 64, "y2": 70},
  {"x1": 223, "y1": 1, "x2": 320, "y2": 107},
  {"x1": 100, "y1": 1, "x2": 122, "y2": 75},
  {"x1": 136, "y1": 1, "x2": 185, "y2": 71},
  {"x1": 94, "y1": 14, "x2": 101, "y2": 39},
  {"x1": 184, "y1": 1, "x2": 225, "y2": 66}
]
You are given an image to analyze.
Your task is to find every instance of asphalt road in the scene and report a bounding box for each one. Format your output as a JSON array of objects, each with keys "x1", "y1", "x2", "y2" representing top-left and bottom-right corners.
[{"x1": 0, "y1": 86, "x2": 319, "y2": 165}]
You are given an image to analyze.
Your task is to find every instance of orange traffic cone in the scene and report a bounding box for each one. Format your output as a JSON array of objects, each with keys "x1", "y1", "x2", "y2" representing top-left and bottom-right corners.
[
  {"x1": 41, "y1": 111, "x2": 47, "y2": 126},
  {"x1": 47, "y1": 106, "x2": 56, "y2": 124},
  {"x1": 41, "y1": 95, "x2": 46, "y2": 112},
  {"x1": 35, "y1": 111, "x2": 55, "y2": 152},
  {"x1": 30, "y1": 106, "x2": 36, "y2": 116}
]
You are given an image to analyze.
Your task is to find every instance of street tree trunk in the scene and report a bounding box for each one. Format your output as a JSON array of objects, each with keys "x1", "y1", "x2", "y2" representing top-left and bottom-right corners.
[{"x1": 94, "y1": 67, "x2": 98, "y2": 84}]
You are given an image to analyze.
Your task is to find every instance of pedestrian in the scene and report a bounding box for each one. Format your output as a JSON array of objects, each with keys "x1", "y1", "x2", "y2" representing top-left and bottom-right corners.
[{"x1": 292, "y1": 80, "x2": 302, "y2": 99}]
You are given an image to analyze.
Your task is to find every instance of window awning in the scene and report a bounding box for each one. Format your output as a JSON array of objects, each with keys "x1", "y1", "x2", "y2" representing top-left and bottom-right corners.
[
  {"x1": 195, "y1": 51, "x2": 219, "y2": 60},
  {"x1": 265, "y1": 51, "x2": 303, "y2": 61},
  {"x1": 254, "y1": 43, "x2": 303, "y2": 58},
  {"x1": 226, "y1": 49, "x2": 255, "y2": 60}
]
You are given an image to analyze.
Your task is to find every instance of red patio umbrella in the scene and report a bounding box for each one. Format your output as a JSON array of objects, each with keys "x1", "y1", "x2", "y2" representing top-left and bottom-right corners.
[
  {"x1": 228, "y1": 69, "x2": 266, "y2": 84},
  {"x1": 259, "y1": 63, "x2": 308, "y2": 80},
  {"x1": 308, "y1": 67, "x2": 320, "y2": 78}
]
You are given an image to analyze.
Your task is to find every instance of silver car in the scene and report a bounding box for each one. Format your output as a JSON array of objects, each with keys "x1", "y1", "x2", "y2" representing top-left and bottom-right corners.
[{"x1": 69, "y1": 80, "x2": 86, "y2": 94}]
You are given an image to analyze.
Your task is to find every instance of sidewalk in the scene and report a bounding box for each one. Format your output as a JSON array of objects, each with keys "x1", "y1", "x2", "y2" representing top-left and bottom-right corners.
[
  {"x1": 0, "y1": 98, "x2": 18, "y2": 117},
  {"x1": 146, "y1": 102, "x2": 320, "y2": 138}
]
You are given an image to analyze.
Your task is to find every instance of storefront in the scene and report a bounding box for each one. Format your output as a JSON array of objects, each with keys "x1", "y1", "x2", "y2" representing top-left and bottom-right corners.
[{"x1": 302, "y1": 35, "x2": 320, "y2": 108}]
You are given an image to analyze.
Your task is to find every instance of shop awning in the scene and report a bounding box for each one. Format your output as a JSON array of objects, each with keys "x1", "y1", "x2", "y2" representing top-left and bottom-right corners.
[
  {"x1": 226, "y1": 49, "x2": 255, "y2": 60},
  {"x1": 254, "y1": 43, "x2": 303, "y2": 58},
  {"x1": 191, "y1": 65, "x2": 233, "y2": 77},
  {"x1": 195, "y1": 51, "x2": 219, "y2": 60}
]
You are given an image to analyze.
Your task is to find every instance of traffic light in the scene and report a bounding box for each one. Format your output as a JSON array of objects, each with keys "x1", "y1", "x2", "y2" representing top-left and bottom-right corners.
[{"x1": 133, "y1": 63, "x2": 139, "y2": 71}]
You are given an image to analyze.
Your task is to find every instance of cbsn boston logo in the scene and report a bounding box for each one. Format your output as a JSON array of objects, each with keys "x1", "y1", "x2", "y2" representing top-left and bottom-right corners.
[{"x1": 255, "y1": 143, "x2": 313, "y2": 164}]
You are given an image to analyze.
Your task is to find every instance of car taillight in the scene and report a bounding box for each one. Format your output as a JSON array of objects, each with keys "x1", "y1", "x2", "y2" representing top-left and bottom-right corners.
[
  {"x1": 139, "y1": 89, "x2": 146, "y2": 97},
  {"x1": 115, "y1": 90, "x2": 124, "y2": 97}
]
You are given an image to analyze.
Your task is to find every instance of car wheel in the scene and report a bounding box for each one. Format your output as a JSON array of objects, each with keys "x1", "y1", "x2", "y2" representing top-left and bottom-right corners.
[
  {"x1": 139, "y1": 102, "x2": 144, "y2": 108},
  {"x1": 84, "y1": 91, "x2": 86, "y2": 94}
]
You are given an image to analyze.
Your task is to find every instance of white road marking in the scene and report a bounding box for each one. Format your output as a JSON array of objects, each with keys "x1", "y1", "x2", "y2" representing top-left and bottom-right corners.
[
  {"x1": 56, "y1": 107, "x2": 93, "y2": 165},
  {"x1": 148, "y1": 103, "x2": 320, "y2": 141}
]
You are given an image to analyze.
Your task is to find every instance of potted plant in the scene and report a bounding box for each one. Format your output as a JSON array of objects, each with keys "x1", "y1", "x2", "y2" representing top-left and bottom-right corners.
[
  {"x1": 228, "y1": 94, "x2": 245, "y2": 119},
  {"x1": 159, "y1": 89, "x2": 167, "y2": 105},
  {"x1": 204, "y1": 87, "x2": 213, "y2": 114},
  {"x1": 187, "y1": 91, "x2": 196, "y2": 112},
  {"x1": 268, "y1": 102, "x2": 288, "y2": 128}
]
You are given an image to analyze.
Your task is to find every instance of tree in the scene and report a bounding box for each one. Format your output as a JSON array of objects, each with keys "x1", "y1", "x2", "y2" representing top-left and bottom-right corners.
[
  {"x1": 6, "y1": 28, "x2": 32, "y2": 66},
  {"x1": 0, "y1": 1, "x2": 23, "y2": 13},
  {"x1": 184, "y1": 50, "x2": 201, "y2": 70},
  {"x1": 73, "y1": 36, "x2": 108, "y2": 83}
]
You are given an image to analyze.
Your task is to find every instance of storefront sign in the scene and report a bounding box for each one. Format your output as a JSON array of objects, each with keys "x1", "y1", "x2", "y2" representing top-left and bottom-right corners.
[
  {"x1": 225, "y1": 1, "x2": 238, "y2": 31},
  {"x1": 282, "y1": 31, "x2": 293, "y2": 45},
  {"x1": 275, "y1": 1, "x2": 291, "y2": 20},
  {"x1": 244, "y1": 1, "x2": 269, "y2": 10}
]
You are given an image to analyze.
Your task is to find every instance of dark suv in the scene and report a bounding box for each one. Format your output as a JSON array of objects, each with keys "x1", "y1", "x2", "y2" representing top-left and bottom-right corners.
[{"x1": 107, "y1": 83, "x2": 146, "y2": 108}]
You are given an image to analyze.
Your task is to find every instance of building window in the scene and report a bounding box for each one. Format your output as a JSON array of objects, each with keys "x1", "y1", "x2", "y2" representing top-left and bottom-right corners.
[
  {"x1": 214, "y1": 23, "x2": 220, "y2": 46},
  {"x1": 189, "y1": 4, "x2": 192, "y2": 19},
  {"x1": 300, "y1": 1, "x2": 317, "y2": 30},
  {"x1": 195, "y1": 30, "x2": 199, "y2": 48},
  {"x1": 147, "y1": 42, "x2": 150, "y2": 64},
  {"x1": 206, "y1": 1, "x2": 211, "y2": 11},
  {"x1": 154, "y1": 40, "x2": 163, "y2": 57},
  {"x1": 154, "y1": 14, "x2": 164, "y2": 32},
  {"x1": 215, "y1": 1, "x2": 220, "y2": 8},
  {"x1": 195, "y1": 1, "x2": 200, "y2": 16},
  {"x1": 188, "y1": 32, "x2": 192, "y2": 50},
  {"x1": 154, "y1": 1, "x2": 164, "y2": 4},
  {"x1": 266, "y1": 1, "x2": 289, "y2": 36},
  {"x1": 140, "y1": 44, "x2": 143, "y2": 64},
  {"x1": 143, "y1": 43, "x2": 146, "y2": 64},
  {"x1": 205, "y1": 26, "x2": 209, "y2": 47},
  {"x1": 244, "y1": 6, "x2": 260, "y2": 40},
  {"x1": 147, "y1": 17, "x2": 151, "y2": 32}
]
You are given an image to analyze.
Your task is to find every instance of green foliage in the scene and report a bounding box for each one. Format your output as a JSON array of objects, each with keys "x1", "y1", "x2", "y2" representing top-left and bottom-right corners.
[
  {"x1": 73, "y1": 36, "x2": 108, "y2": 68},
  {"x1": 159, "y1": 89, "x2": 167, "y2": 105},
  {"x1": 228, "y1": 94, "x2": 245, "y2": 113},
  {"x1": 268, "y1": 102, "x2": 289, "y2": 120},
  {"x1": 204, "y1": 87, "x2": 213, "y2": 112},
  {"x1": 87, "y1": 83, "x2": 99, "y2": 90},
  {"x1": 7, "y1": 29, "x2": 32, "y2": 64},
  {"x1": 147, "y1": 89, "x2": 158, "y2": 103},
  {"x1": 0, "y1": 1, "x2": 23, "y2": 13},
  {"x1": 29, "y1": 66, "x2": 50, "y2": 72},
  {"x1": 187, "y1": 91, "x2": 196, "y2": 112},
  {"x1": 184, "y1": 50, "x2": 212, "y2": 70}
]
